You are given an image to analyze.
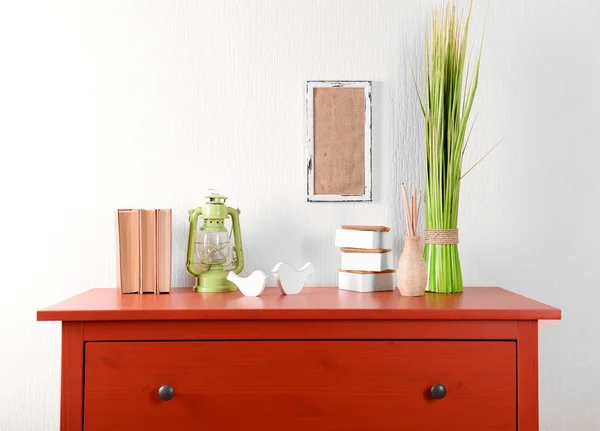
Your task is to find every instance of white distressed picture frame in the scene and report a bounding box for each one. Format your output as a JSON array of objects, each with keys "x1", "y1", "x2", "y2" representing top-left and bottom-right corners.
[{"x1": 305, "y1": 81, "x2": 372, "y2": 202}]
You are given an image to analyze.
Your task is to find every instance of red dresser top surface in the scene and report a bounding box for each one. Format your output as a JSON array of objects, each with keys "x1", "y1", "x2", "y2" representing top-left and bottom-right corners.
[{"x1": 37, "y1": 287, "x2": 561, "y2": 322}]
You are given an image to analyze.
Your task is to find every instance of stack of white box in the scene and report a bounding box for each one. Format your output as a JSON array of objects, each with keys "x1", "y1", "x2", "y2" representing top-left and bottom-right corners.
[{"x1": 335, "y1": 225, "x2": 395, "y2": 293}]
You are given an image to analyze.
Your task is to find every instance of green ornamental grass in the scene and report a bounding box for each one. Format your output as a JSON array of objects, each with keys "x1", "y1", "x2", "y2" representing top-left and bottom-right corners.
[{"x1": 413, "y1": 1, "x2": 486, "y2": 293}]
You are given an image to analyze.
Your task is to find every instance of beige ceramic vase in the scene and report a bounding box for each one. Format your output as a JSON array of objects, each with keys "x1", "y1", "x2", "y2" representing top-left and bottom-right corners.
[{"x1": 396, "y1": 236, "x2": 427, "y2": 296}]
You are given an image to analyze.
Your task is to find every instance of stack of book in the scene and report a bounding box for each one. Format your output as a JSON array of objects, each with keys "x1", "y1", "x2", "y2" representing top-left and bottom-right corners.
[
  {"x1": 117, "y1": 209, "x2": 172, "y2": 294},
  {"x1": 335, "y1": 225, "x2": 395, "y2": 293}
]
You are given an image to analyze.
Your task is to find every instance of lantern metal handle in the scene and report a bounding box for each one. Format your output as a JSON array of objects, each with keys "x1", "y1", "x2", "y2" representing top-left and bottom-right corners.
[
  {"x1": 227, "y1": 206, "x2": 244, "y2": 275},
  {"x1": 186, "y1": 206, "x2": 204, "y2": 277}
]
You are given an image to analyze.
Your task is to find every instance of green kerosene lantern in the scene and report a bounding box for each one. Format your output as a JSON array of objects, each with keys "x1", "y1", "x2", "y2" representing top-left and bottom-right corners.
[{"x1": 186, "y1": 190, "x2": 244, "y2": 292}]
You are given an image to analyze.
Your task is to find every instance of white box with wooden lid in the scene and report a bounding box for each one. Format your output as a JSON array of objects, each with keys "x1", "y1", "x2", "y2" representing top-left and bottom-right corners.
[
  {"x1": 340, "y1": 248, "x2": 394, "y2": 272},
  {"x1": 338, "y1": 269, "x2": 395, "y2": 292},
  {"x1": 334, "y1": 225, "x2": 391, "y2": 249}
]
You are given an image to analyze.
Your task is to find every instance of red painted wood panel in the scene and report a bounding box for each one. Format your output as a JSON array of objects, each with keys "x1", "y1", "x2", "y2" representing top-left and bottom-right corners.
[
  {"x1": 84, "y1": 341, "x2": 516, "y2": 431},
  {"x1": 38, "y1": 286, "x2": 561, "y2": 322},
  {"x1": 60, "y1": 322, "x2": 83, "y2": 431},
  {"x1": 518, "y1": 321, "x2": 539, "y2": 431},
  {"x1": 83, "y1": 319, "x2": 519, "y2": 341}
]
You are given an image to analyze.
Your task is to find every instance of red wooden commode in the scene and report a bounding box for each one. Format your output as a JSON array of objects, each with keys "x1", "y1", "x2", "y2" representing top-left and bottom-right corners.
[{"x1": 37, "y1": 286, "x2": 560, "y2": 431}]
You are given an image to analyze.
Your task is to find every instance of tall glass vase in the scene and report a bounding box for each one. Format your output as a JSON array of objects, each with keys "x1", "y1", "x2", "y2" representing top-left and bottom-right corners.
[{"x1": 423, "y1": 242, "x2": 463, "y2": 293}]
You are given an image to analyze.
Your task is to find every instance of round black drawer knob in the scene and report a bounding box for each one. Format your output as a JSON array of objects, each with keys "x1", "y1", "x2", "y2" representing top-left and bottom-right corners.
[
  {"x1": 431, "y1": 384, "x2": 447, "y2": 400},
  {"x1": 158, "y1": 385, "x2": 175, "y2": 401}
]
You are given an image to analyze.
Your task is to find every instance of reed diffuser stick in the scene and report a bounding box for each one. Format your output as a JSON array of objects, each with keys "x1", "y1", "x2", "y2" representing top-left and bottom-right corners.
[
  {"x1": 402, "y1": 185, "x2": 420, "y2": 237},
  {"x1": 401, "y1": 185, "x2": 412, "y2": 236},
  {"x1": 411, "y1": 187, "x2": 417, "y2": 235}
]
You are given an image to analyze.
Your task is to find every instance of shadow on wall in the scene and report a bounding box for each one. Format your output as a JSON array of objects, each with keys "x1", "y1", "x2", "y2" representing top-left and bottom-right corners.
[{"x1": 371, "y1": 80, "x2": 384, "y2": 204}]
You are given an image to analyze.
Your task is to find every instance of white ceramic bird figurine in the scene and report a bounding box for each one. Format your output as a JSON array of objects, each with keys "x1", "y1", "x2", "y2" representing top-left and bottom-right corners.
[
  {"x1": 271, "y1": 262, "x2": 315, "y2": 295},
  {"x1": 227, "y1": 270, "x2": 268, "y2": 297}
]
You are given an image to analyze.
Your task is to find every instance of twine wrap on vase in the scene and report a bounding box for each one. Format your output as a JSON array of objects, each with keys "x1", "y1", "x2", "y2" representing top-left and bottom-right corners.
[{"x1": 424, "y1": 229, "x2": 459, "y2": 245}]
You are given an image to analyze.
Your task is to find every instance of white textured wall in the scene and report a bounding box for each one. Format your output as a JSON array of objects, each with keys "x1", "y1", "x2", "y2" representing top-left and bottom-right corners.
[{"x1": 0, "y1": 0, "x2": 597, "y2": 429}]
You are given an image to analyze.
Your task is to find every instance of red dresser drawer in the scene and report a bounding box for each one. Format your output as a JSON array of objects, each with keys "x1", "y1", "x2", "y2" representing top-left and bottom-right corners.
[{"x1": 84, "y1": 340, "x2": 516, "y2": 431}]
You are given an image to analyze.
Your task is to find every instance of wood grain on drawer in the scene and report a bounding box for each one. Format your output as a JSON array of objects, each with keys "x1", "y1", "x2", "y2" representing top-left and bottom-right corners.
[{"x1": 84, "y1": 341, "x2": 516, "y2": 431}]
